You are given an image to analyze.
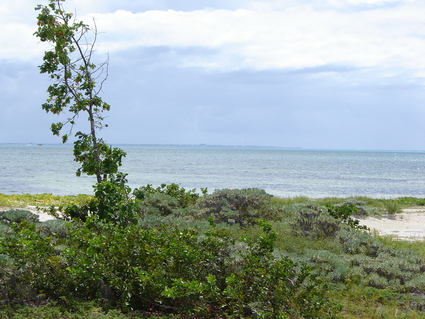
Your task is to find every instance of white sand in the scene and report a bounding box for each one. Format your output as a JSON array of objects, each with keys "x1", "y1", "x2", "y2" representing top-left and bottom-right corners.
[
  {"x1": 27, "y1": 206, "x2": 57, "y2": 222},
  {"x1": 33, "y1": 211, "x2": 56, "y2": 222},
  {"x1": 357, "y1": 207, "x2": 425, "y2": 241}
]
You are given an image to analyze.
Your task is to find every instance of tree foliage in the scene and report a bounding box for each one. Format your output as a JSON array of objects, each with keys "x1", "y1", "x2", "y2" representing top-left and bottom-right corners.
[{"x1": 34, "y1": 0, "x2": 125, "y2": 183}]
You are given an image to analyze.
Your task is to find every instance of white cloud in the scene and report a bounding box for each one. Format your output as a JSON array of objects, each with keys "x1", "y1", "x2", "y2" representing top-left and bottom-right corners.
[
  {"x1": 2, "y1": 0, "x2": 425, "y2": 76},
  {"x1": 85, "y1": 1, "x2": 425, "y2": 74},
  {"x1": 345, "y1": 0, "x2": 411, "y2": 5},
  {"x1": 246, "y1": 0, "x2": 414, "y2": 11},
  {"x1": 0, "y1": 23, "x2": 43, "y2": 61}
]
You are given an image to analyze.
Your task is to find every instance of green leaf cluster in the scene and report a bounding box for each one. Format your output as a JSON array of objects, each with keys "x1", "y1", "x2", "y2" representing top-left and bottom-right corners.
[
  {"x1": 133, "y1": 183, "x2": 205, "y2": 208},
  {"x1": 196, "y1": 188, "x2": 278, "y2": 227},
  {"x1": 73, "y1": 133, "x2": 126, "y2": 180}
]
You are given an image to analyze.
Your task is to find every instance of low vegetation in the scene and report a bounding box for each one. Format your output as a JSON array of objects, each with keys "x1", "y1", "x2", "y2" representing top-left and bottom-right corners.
[
  {"x1": 0, "y1": 193, "x2": 92, "y2": 208},
  {"x1": 1, "y1": 189, "x2": 425, "y2": 318}
]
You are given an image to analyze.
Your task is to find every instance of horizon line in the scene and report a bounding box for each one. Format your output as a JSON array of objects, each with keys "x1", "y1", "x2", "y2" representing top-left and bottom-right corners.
[{"x1": 1, "y1": 142, "x2": 424, "y2": 153}]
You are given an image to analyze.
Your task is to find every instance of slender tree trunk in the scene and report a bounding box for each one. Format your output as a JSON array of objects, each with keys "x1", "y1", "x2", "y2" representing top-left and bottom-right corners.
[{"x1": 88, "y1": 107, "x2": 102, "y2": 183}]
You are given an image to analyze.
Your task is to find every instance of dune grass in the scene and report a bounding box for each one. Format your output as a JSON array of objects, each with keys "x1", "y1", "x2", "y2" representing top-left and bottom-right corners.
[{"x1": 0, "y1": 193, "x2": 92, "y2": 208}]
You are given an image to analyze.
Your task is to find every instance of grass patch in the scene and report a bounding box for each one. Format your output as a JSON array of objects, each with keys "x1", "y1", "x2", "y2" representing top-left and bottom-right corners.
[
  {"x1": 378, "y1": 235, "x2": 425, "y2": 256},
  {"x1": 397, "y1": 197, "x2": 425, "y2": 207},
  {"x1": 0, "y1": 302, "x2": 130, "y2": 319},
  {"x1": 383, "y1": 199, "x2": 402, "y2": 214},
  {"x1": 0, "y1": 193, "x2": 92, "y2": 208}
]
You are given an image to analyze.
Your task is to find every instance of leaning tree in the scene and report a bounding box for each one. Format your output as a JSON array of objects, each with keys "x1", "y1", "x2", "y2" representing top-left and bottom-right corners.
[{"x1": 34, "y1": 0, "x2": 125, "y2": 184}]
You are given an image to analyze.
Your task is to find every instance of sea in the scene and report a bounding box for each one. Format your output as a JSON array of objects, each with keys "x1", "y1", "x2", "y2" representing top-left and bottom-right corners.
[{"x1": 1, "y1": 143, "x2": 424, "y2": 198}]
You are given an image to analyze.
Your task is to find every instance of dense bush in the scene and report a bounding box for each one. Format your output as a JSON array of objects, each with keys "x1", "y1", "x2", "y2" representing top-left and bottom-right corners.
[
  {"x1": 326, "y1": 203, "x2": 369, "y2": 230},
  {"x1": 291, "y1": 203, "x2": 368, "y2": 239},
  {"x1": 133, "y1": 184, "x2": 207, "y2": 219},
  {"x1": 196, "y1": 188, "x2": 278, "y2": 227},
  {"x1": 301, "y1": 249, "x2": 351, "y2": 284},
  {"x1": 38, "y1": 219, "x2": 68, "y2": 238},
  {"x1": 54, "y1": 174, "x2": 139, "y2": 226},
  {"x1": 342, "y1": 199, "x2": 380, "y2": 216},
  {"x1": 0, "y1": 210, "x2": 39, "y2": 225},
  {"x1": 338, "y1": 229, "x2": 387, "y2": 257},
  {"x1": 291, "y1": 204, "x2": 341, "y2": 238},
  {"x1": 138, "y1": 193, "x2": 180, "y2": 216},
  {"x1": 336, "y1": 229, "x2": 425, "y2": 293},
  {"x1": 0, "y1": 218, "x2": 332, "y2": 318},
  {"x1": 133, "y1": 183, "x2": 205, "y2": 208},
  {"x1": 0, "y1": 221, "x2": 67, "y2": 302}
]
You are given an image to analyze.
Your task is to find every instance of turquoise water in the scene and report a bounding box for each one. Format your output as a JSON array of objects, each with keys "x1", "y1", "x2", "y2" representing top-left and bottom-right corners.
[{"x1": 1, "y1": 143, "x2": 424, "y2": 198}]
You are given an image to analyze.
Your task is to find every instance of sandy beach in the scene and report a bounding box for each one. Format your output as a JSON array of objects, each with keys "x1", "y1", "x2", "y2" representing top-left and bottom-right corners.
[{"x1": 357, "y1": 207, "x2": 425, "y2": 241}]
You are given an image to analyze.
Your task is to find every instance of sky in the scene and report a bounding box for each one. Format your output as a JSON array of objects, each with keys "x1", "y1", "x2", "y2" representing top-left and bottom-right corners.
[{"x1": 1, "y1": 0, "x2": 425, "y2": 150}]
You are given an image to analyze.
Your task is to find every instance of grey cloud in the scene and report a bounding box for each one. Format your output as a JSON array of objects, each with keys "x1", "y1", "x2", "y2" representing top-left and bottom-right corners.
[
  {"x1": 94, "y1": 47, "x2": 425, "y2": 150},
  {"x1": 2, "y1": 43, "x2": 425, "y2": 150}
]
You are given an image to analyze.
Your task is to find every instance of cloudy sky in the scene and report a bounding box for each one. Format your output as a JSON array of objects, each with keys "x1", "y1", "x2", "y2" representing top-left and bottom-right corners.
[{"x1": 1, "y1": 0, "x2": 425, "y2": 150}]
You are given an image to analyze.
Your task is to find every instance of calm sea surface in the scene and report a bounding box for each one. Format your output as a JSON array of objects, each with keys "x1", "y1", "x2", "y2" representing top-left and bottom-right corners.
[{"x1": 1, "y1": 143, "x2": 424, "y2": 198}]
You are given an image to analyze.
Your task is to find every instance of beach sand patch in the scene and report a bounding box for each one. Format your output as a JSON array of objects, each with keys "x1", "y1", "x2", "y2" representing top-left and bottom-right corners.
[{"x1": 358, "y1": 207, "x2": 425, "y2": 241}]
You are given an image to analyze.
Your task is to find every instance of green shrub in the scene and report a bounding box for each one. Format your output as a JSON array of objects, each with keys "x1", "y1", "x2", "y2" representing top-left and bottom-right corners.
[
  {"x1": 59, "y1": 174, "x2": 139, "y2": 226},
  {"x1": 326, "y1": 204, "x2": 369, "y2": 230},
  {"x1": 0, "y1": 224, "x2": 8, "y2": 236},
  {"x1": 338, "y1": 230, "x2": 387, "y2": 257},
  {"x1": 0, "y1": 221, "x2": 68, "y2": 302},
  {"x1": 133, "y1": 183, "x2": 205, "y2": 208},
  {"x1": 337, "y1": 230, "x2": 425, "y2": 293},
  {"x1": 301, "y1": 249, "x2": 350, "y2": 284},
  {"x1": 0, "y1": 253, "x2": 22, "y2": 306},
  {"x1": 38, "y1": 219, "x2": 68, "y2": 238},
  {"x1": 405, "y1": 276, "x2": 425, "y2": 293},
  {"x1": 60, "y1": 221, "x2": 236, "y2": 311},
  {"x1": 0, "y1": 217, "x2": 333, "y2": 317},
  {"x1": 383, "y1": 200, "x2": 402, "y2": 215},
  {"x1": 342, "y1": 199, "x2": 379, "y2": 216},
  {"x1": 0, "y1": 210, "x2": 39, "y2": 225},
  {"x1": 6, "y1": 192, "x2": 425, "y2": 317},
  {"x1": 218, "y1": 222, "x2": 333, "y2": 318},
  {"x1": 366, "y1": 273, "x2": 388, "y2": 289},
  {"x1": 196, "y1": 188, "x2": 277, "y2": 227},
  {"x1": 291, "y1": 204, "x2": 341, "y2": 238},
  {"x1": 138, "y1": 193, "x2": 180, "y2": 216}
]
